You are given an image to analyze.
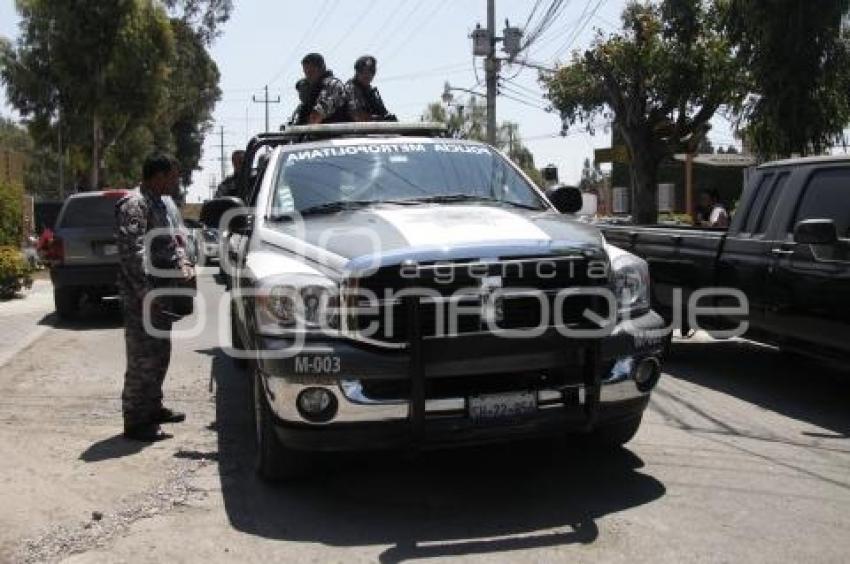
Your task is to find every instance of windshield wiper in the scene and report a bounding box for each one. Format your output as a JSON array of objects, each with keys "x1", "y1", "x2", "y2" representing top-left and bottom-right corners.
[
  {"x1": 406, "y1": 194, "x2": 492, "y2": 204},
  {"x1": 267, "y1": 199, "x2": 420, "y2": 221},
  {"x1": 406, "y1": 194, "x2": 545, "y2": 210}
]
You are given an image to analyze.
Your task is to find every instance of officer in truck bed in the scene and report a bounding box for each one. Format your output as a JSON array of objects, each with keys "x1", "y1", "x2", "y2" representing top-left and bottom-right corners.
[
  {"x1": 345, "y1": 55, "x2": 396, "y2": 122},
  {"x1": 300, "y1": 52, "x2": 349, "y2": 124}
]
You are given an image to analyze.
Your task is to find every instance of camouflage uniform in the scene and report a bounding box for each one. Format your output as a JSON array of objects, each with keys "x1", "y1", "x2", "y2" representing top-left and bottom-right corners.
[
  {"x1": 345, "y1": 78, "x2": 394, "y2": 121},
  {"x1": 305, "y1": 70, "x2": 350, "y2": 123},
  {"x1": 115, "y1": 187, "x2": 189, "y2": 427}
]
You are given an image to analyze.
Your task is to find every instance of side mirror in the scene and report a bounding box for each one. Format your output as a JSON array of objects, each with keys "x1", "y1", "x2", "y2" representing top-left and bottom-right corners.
[
  {"x1": 547, "y1": 185, "x2": 584, "y2": 214},
  {"x1": 794, "y1": 219, "x2": 838, "y2": 245},
  {"x1": 200, "y1": 197, "x2": 251, "y2": 233}
]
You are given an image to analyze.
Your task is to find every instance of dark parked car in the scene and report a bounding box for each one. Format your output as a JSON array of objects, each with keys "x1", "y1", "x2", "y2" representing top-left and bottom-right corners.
[
  {"x1": 48, "y1": 190, "x2": 193, "y2": 319},
  {"x1": 601, "y1": 154, "x2": 850, "y2": 363}
]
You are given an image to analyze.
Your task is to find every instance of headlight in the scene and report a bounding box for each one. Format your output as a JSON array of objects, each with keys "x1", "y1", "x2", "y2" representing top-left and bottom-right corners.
[
  {"x1": 611, "y1": 251, "x2": 650, "y2": 316},
  {"x1": 255, "y1": 275, "x2": 338, "y2": 334}
]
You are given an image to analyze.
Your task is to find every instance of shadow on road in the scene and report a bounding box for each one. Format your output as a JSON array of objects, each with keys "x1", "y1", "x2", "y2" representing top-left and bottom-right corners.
[
  {"x1": 206, "y1": 350, "x2": 665, "y2": 561},
  {"x1": 79, "y1": 434, "x2": 151, "y2": 462},
  {"x1": 665, "y1": 339, "x2": 850, "y2": 438},
  {"x1": 38, "y1": 299, "x2": 123, "y2": 331}
]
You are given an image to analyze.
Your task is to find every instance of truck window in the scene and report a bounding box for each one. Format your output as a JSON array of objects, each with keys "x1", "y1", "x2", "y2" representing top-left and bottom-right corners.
[
  {"x1": 753, "y1": 173, "x2": 789, "y2": 234},
  {"x1": 58, "y1": 197, "x2": 119, "y2": 229},
  {"x1": 741, "y1": 173, "x2": 773, "y2": 233},
  {"x1": 793, "y1": 168, "x2": 850, "y2": 240},
  {"x1": 272, "y1": 142, "x2": 547, "y2": 214}
]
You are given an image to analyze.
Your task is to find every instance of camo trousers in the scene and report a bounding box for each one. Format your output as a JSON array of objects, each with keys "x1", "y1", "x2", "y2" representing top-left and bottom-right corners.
[{"x1": 121, "y1": 300, "x2": 172, "y2": 426}]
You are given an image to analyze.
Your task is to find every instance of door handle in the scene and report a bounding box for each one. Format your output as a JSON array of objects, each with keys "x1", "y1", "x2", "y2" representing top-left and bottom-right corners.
[{"x1": 771, "y1": 248, "x2": 794, "y2": 256}]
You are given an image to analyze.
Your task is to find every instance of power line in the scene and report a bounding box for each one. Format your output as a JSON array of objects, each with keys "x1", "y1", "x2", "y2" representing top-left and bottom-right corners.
[
  {"x1": 503, "y1": 79, "x2": 544, "y2": 98},
  {"x1": 499, "y1": 90, "x2": 551, "y2": 113},
  {"x1": 552, "y1": 0, "x2": 604, "y2": 60},
  {"x1": 530, "y1": 0, "x2": 593, "y2": 58},
  {"x1": 326, "y1": 0, "x2": 378, "y2": 58},
  {"x1": 381, "y1": 61, "x2": 469, "y2": 82},
  {"x1": 381, "y1": 0, "x2": 453, "y2": 66},
  {"x1": 499, "y1": 81, "x2": 547, "y2": 105},
  {"x1": 363, "y1": 0, "x2": 413, "y2": 54},
  {"x1": 374, "y1": 1, "x2": 428, "y2": 58},
  {"x1": 266, "y1": 0, "x2": 334, "y2": 87}
]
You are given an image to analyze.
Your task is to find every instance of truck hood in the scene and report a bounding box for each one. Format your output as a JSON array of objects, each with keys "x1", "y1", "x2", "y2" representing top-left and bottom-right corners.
[{"x1": 263, "y1": 203, "x2": 605, "y2": 274}]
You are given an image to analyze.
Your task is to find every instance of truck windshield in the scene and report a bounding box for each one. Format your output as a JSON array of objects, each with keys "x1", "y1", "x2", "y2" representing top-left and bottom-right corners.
[{"x1": 271, "y1": 142, "x2": 546, "y2": 215}]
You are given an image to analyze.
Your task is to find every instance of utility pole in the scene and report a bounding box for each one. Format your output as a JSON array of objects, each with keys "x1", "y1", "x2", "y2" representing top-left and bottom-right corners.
[
  {"x1": 208, "y1": 175, "x2": 218, "y2": 200},
  {"x1": 213, "y1": 126, "x2": 231, "y2": 182},
  {"x1": 485, "y1": 0, "x2": 498, "y2": 146},
  {"x1": 472, "y1": 2, "x2": 520, "y2": 147},
  {"x1": 253, "y1": 85, "x2": 281, "y2": 132}
]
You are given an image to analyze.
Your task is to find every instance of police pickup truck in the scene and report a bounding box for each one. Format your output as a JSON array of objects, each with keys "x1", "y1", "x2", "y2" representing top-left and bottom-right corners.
[{"x1": 201, "y1": 122, "x2": 666, "y2": 480}]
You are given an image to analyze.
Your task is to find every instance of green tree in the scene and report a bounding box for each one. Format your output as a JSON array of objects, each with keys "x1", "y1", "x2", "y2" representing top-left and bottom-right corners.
[
  {"x1": 423, "y1": 95, "x2": 545, "y2": 186},
  {"x1": 160, "y1": 19, "x2": 221, "y2": 187},
  {"x1": 0, "y1": 180, "x2": 24, "y2": 246},
  {"x1": 723, "y1": 0, "x2": 850, "y2": 157},
  {"x1": 1, "y1": 0, "x2": 174, "y2": 189},
  {"x1": 163, "y1": 0, "x2": 233, "y2": 45},
  {"x1": 1, "y1": 1, "x2": 226, "y2": 192},
  {"x1": 542, "y1": 0, "x2": 745, "y2": 223}
]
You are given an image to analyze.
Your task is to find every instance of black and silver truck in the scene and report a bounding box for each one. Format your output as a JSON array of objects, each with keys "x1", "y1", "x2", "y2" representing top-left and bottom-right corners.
[
  {"x1": 601, "y1": 154, "x2": 850, "y2": 363},
  {"x1": 201, "y1": 122, "x2": 667, "y2": 480}
]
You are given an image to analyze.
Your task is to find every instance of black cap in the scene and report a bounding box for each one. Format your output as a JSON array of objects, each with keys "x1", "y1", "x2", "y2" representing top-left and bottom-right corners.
[
  {"x1": 301, "y1": 52, "x2": 325, "y2": 69},
  {"x1": 354, "y1": 55, "x2": 377, "y2": 73}
]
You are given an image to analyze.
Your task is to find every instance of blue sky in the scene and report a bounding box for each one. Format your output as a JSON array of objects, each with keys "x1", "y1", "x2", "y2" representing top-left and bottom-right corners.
[{"x1": 1, "y1": 0, "x2": 742, "y2": 202}]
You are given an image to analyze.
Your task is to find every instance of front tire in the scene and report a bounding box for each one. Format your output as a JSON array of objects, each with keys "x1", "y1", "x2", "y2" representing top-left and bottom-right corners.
[
  {"x1": 253, "y1": 369, "x2": 312, "y2": 481},
  {"x1": 230, "y1": 300, "x2": 248, "y2": 371},
  {"x1": 590, "y1": 415, "x2": 643, "y2": 447}
]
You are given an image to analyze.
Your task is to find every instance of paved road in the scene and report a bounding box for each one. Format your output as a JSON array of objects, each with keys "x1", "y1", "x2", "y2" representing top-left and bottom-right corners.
[{"x1": 1, "y1": 271, "x2": 849, "y2": 563}]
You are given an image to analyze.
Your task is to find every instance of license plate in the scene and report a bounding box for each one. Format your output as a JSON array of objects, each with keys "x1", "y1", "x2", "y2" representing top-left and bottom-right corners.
[
  {"x1": 469, "y1": 391, "x2": 537, "y2": 422},
  {"x1": 102, "y1": 244, "x2": 118, "y2": 256}
]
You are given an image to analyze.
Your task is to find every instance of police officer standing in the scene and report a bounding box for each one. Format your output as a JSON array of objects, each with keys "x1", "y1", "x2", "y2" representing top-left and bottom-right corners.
[
  {"x1": 300, "y1": 52, "x2": 349, "y2": 124},
  {"x1": 215, "y1": 150, "x2": 245, "y2": 198},
  {"x1": 116, "y1": 154, "x2": 194, "y2": 441},
  {"x1": 345, "y1": 55, "x2": 396, "y2": 122}
]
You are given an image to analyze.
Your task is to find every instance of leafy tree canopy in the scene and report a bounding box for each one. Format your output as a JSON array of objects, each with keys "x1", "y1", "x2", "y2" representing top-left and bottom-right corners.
[
  {"x1": 722, "y1": 0, "x2": 850, "y2": 157},
  {"x1": 0, "y1": 0, "x2": 224, "y2": 192},
  {"x1": 542, "y1": 0, "x2": 745, "y2": 223}
]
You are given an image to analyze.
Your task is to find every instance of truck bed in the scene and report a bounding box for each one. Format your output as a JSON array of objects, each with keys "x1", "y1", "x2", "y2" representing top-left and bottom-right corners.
[{"x1": 599, "y1": 224, "x2": 727, "y2": 323}]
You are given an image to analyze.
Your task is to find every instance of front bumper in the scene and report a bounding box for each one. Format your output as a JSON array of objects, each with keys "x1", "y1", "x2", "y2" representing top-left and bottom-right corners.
[{"x1": 254, "y1": 311, "x2": 667, "y2": 451}]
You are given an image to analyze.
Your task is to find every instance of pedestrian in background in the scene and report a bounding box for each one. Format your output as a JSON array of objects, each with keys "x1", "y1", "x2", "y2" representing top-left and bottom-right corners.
[
  {"x1": 116, "y1": 153, "x2": 194, "y2": 441},
  {"x1": 697, "y1": 189, "x2": 730, "y2": 228},
  {"x1": 215, "y1": 150, "x2": 246, "y2": 198},
  {"x1": 345, "y1": 55, "x2": 396, "y2": 122}
]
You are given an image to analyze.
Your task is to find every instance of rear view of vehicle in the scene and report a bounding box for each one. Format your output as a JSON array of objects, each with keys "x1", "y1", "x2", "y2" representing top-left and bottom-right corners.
[{"x1": 47, "y1": 191, "x2": 129, "y2": 319}]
